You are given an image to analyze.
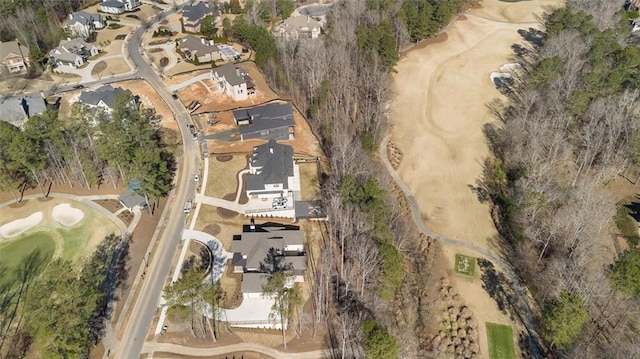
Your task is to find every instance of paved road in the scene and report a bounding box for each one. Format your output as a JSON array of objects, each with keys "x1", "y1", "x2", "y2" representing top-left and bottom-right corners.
[
  {"x1": 379, "y1": 135, "x2": 543, "y2": 358},
  {"x1": 142, "y1": 342, "x2": 333, "y2": 359},
  {"x1": 116, "y1": 4, "x2": 204, "y2": 358}
]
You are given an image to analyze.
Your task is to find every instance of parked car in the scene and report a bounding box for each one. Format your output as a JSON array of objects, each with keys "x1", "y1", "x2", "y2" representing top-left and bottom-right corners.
[
  {"x1": 192, "y1": 132, "x2": 198, "y2": 140},
  {"x1": 194, "y1": 174, "x2": 199, "y2": 182},
  {"x1": 73, "y1": 84, "x2": 85, "y2": 89},
  {"x1": 171, "y1": 93, "x2": 178, "y2": 99},
  {"x1": 184, "y1": 200, "x2": 192, "y2": 213}
]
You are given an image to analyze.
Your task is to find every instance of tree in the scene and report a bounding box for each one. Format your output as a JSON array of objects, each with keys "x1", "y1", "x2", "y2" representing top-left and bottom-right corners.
[
  {"x1": 276, "y1": 0, "x2": 294, "y2": 19},
  {"x1": 164, "y1": 267, "x2": 217, "y2": 338},
  {"x1": 610, "y1": 249, "x2": 640, "y2": 297},
  {"x1": 543, "y1": 291, "x2": 589, "y2": 350},
  {"x1": 362, "y1": 320, "x2": 398, "y2": 359},
  {"x1": 262, "y1": 271, "x2": 302, "y2": 349},
  {"x1": 200, "y1": 14, "x2": 217, "y2": 39}
]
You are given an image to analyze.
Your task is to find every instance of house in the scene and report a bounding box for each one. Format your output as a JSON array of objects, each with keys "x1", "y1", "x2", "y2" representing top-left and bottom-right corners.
[
  {"x1": 118, "y1": 191, "x2": 147, "y2": 211},
  {"x1": 66, "y1": 11, "x2": 105, "y2": 39},
  {"x1": 231, "y1": 222, "x2": 306, "y2": 299},
  {"x1": 178, "y1": 35, "x2": 221, "y2": 63},
  {"x1": 245, "y1": 139, "x2": 297, "y2": 199},
  {"x1": 232, "y1": 102, "x2": 295, "y2": 141},
  {"x1": 182, "y1": 2, "x2": 218, "y2": 33},
  {"x1": 78, "y1": 84, "x2": 134, "y2": 116},
  {"x1": 49, "y1": 38, "x2": 98, "y2": 68},
  {"x1": 0, "y1": 95, "x2": 47, "y2": 128},
  {"x1": 211, "y1": 63, "x2": 255, "y2": 101},
  {"x1": 100, "y1": 0, "x2": 140, "y2": 14},
  {"x1": 0, "y1": 40, "x2": 29, "y2": 74},
  {"x1": 632, "y1": 17, "x2": 640, "y2": 32},
  {"x1": 273, "y1": 16, "x2": 322, "y2": 40}
]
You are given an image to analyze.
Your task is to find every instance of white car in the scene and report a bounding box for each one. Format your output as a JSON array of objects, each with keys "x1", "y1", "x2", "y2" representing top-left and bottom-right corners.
[{"x1": 194, "y1": 174, "x2": 199, "y2": 182}]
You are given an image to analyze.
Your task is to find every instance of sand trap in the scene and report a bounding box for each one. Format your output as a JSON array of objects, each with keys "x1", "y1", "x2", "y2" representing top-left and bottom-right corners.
[
  {"x1": 52, "y1": 203, "x2": 85, "y2": 227},
  {"x1": 499, "y1": 63, "x2": 522, "y2": 73},
  {"x1": 0, "y1": 212, "x2": 43, "y2": 238}
]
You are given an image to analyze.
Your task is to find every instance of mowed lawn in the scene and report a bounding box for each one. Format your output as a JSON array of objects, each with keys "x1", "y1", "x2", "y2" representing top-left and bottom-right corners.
[
  {"x1": 0, "y1": 232, "x2": 56, "y2": 284},
  {"x1": 486, "y1": 322, "x2": 516, "y2": 359}
]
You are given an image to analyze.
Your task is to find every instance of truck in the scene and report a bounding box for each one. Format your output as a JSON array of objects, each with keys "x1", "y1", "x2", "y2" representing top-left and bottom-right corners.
[{"x1": 184, "y1": 200, "x2": 192, "y2": 213}]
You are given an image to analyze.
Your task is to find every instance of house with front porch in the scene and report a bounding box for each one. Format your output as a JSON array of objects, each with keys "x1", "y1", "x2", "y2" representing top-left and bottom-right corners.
[
  {"x1": 178, "y1": 35, "x2": 221, "y2": 63},
  {"x1": 182, "y1": 1, "x2": 218, "y2": 33},
  {"x1": 272, "y1": 16, "x2": 322, "y2": 40},
  {"x1": 245, "y1": 139, "x2": 298, "y2": 200},
  {"x1": 49, "y1": 38, "x2": 98, "y2": 68},
  {"x1": 100, "y1": 0, "x2": 140, "y2": 14},
  {"x1": 66, "y1": 11, "x2": 105, "y2": 39},
  {"x1": 0, "y1": 40, "x2": 29, "y2": 74},
  {"x1": 211, "y1": 63, "x2": 254, "y2": 101},
  {"x1": 233, "y1": 102, "x2": 295, "y2": 141}
]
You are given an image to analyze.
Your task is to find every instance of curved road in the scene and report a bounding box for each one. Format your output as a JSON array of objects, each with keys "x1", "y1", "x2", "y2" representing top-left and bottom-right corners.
[{"x1": 379, "y1": 135, "x2": 543, "y2": 358}]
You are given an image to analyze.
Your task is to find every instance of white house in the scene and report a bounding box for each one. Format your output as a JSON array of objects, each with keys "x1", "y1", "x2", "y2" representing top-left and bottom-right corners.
[
  {"x1": 66, "y1": 11, "x2": 105, "y2": 39},
  {"x1": 49, "y1": 38, "x2": 98, "y2": 68},
  {"x1": 0, "y1": 40, "x2": 29, "y2": 74},
  {"x1": 245, "y1": 139, "x2": 298, "y2": 200},
  {"x1": 211, "y1": 63, "x2": 254, "y2": 101},
  {"x1": 273, "y1": 16, "x2": 322, "y2": 40},
  {"x1": 100, "y1": 0, "x2": 141, "y2": 14},
  {"x1": 78, "y1": 85, "x2": 134, "y2": 115}
]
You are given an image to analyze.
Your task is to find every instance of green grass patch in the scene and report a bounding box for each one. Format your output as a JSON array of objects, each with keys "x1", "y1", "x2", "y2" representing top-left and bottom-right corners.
[
  {"x1": 486, "y1": 322, "x2": 516, "y2": 359},
  {"x1": 0, "y1": 232, "x2": 56, "y2": 284},
  {"x1": 455, "y1": 254, "x2": 476, "y2": 276}
]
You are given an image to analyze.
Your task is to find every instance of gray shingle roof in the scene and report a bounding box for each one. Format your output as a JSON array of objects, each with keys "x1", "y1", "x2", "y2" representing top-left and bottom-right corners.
[
  {"x1": 231, "y1": 223, "x2": 304, "y2": 270},
  {"x1": 183, "y1": 2, "x2": 211, "y2": 23},
  {"x1": 68, "y1": 11, "x2": 102, "y2": 26},
  {"x1": 246, "y1": 139, "x2": 294, "y2": 191},
  {"x1": 213, "y1": 63, "x2": 247, "y2": 86},
  {"x1": 241, "y1": 272, "x2": 269, "y2": 294},
  {"x1": 78, "y1": 85, "x2": 132, "y2": 108},
  {"x1": 179, "y1": 35, "x2": 219, "y2": 56},
  {"x1": 0, "y1": 95, "x2": 46, "y2": 126},
  {"x1": 118, "y1": 191, "x2": 146, "y2": 209},
  {"x1": 233, "y1": 102, "x2": 295, "y2": 136},
  {"x1": 101, "y1": 0, "x2": 124, "y2": 8}
]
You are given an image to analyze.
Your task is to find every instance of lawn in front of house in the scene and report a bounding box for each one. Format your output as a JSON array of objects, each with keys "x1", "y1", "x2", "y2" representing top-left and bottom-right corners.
[
  {"x1": 486, "y1": 322, "x2": 516, "y2": 359},
  {"x1": 204, "y1": 154, "x2": 248, "y2": 199}
]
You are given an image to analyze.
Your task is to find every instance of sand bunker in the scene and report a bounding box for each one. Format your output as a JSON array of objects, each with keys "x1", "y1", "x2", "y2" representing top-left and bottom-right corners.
[
  {"x1": 0, "y1": 212, "x2": 43, "y2": 238},
  {"x1": 52, "y1": 203, "x2": 85, "y2": 227}
]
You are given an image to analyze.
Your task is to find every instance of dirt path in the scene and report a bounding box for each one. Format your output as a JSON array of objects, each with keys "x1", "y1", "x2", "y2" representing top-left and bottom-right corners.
[{"x1": 388, "y1": 0, "x2": 562, "y2": 356}]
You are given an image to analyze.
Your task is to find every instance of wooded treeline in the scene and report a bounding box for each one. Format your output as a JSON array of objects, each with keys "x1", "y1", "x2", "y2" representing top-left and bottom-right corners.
[
  {"x1": 0, "y1": 95, "x2": 175, "y2": 202},
  {"x1": 229, "y1": 0, "x2": 468, "y2": 357},
  {"x1": 481, "y1": 0, "x2": 640, "y2": 356},
  {"x1": 0, "y1": 234, "x2": 129, "y2": 358}
]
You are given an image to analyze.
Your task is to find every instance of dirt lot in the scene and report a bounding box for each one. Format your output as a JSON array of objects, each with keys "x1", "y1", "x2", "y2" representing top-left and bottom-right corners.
[
  {"x1": 96, "y1": 25, "x2": 132, "y2": 55},
  {"x1": 115, "y1": 79, "x2": 178, "y2": 130},
  {"x1": 102, "y1": 57, "x2": 133, "y2": 77},
  {"x1": 389, "y1": 0, "x2": 560, "y2": 356},
  {"x1": 172, "y1": 61, "x2": 278, "y2": 113}
]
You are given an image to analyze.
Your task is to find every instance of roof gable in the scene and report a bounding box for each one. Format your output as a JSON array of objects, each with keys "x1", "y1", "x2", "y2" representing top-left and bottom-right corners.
[
  {"x1": 0, "y1": 40, "x2": 29, "y2": 63},
  {"x1": 78, "y1": 85, "x2": 132, "y2": 108}
]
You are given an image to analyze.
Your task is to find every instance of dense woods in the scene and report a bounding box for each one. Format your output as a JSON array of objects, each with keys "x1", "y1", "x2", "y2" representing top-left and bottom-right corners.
[
  {"x1": 0, "y1": 234, "x2": 129, "y2": 358},
  {"x1": 0, "y1": 95, "x2": 175, "y2": 203},
  {"x1": 481, "y1": 0, "x2": 640, "y2": 356},
  {"x1": 228, "y1": 0, "x2": 468, "y2": 357}
]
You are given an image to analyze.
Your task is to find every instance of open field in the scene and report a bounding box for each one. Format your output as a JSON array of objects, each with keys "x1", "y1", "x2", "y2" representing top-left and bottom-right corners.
[
  {"x1": 486, "y1": 322, "x2": 516, "y2": 359},
  {"x1": 455, "y1": 254, "x2": 476, "y2": 276},
  {"x1": 204, "y1": 154, "x2": 248, "y2": 198},
  {"x1": 389, "y1": 0, "x2": 560, "y2": 355}
]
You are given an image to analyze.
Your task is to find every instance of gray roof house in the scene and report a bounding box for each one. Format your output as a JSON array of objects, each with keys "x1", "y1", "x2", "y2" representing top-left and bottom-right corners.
[
  {"x1": 178, "y1": 35, "x2": 221, "y2": 63},
  {"x1": 245, "y1": 139, "x2": 296, "y2": 199},
  {"x1": 0, "y1": 95, "x2": 47, "y2": 128},
  {"x1": 118, "y1": 191, "x2": 147, "y2": 211},
  {"x1": 232, "y1": 102, "x2": 295, "y2": 141},
  {"x1": 0, "y1": 40, "x2": 29, "y2": 74},
  {"x1": 66, "y1": 11, "x2": 105, "y2": 39},
  {"x1": 211, "y1": 63, "x2": 254, "y2": 101},
  {"x1": 78, "y1": 85, "x2": 134, "y2": 118},
  {"x1": 182, "y1": 2, "x2": 217, "y2": 33},
  {"x1": 100, "y1": 0, "x2": 140, "y2": 14},
  {"x1": 273, "y1": 16, "x2": 322, "y2": 40},
  {"x1": 49, "y1": 38, "x2": 98, "y2": 68},
  {"x1": 231, "y1": 222, "x2": 306, "y2": 297}
]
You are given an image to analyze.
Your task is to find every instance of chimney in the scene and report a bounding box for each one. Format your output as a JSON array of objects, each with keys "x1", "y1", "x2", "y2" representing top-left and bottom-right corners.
[
  {"x1": 250, "y1": 217, "x2": 255, "y2": 231},
  {"x1": 69, "y1": 14, "x2": 73, "y2": 20},
  {"x1": 269, "y1": 147, "x2": 273, "y2": 154},
  {"x1": 201, "y1": 37, "x2": 205, "y2": 44},
  {"x1": 236, "y1": 68, "x2": 241, "y2": 77}
]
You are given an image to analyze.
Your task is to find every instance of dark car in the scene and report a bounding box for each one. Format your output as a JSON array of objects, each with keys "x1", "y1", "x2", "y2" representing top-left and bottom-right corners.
[
  {"x1": 73, "y1": 84, "x2": 85, "y2": 89},
  {"x1": 171, "y1": 93, "x2": 178, "y2": 99}
]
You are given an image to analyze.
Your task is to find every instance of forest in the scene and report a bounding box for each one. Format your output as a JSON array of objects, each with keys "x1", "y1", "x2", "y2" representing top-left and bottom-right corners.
[
  {"x1": 0, "y1": 94, "x2": 175, "y2": 204},
  {"x1": 230, "y1": 0, "x2": 469, "y2": 357},
  {"x1": 480, "y1": 0, "x2": 640, "y2": 356}
]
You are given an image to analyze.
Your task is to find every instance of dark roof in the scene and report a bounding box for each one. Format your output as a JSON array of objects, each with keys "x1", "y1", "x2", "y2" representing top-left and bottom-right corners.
[
  {"x1": 101, "y1": 0, "x2": 124, "y2": 8},
  {"x1": 0, "y1": 95, "x2": 46, "y2": 125},
  {"x1": 179, "y1": 35, "x2": 219, "y2": 55},
  {"x1": 118, "y1": 191, "x2": 146, "y2": 209},
  {"x1": 241, "y1": 272, "x2": 269, "y2": 294},
  {"x1": 68, "y1": 11, "x2": 102, "y2": 26},
  {"x1": 183, "y1": 2, "x2": 211, "y2": 23},
  {"x1": 247, "y1": 139, "x2": 294, "y2": 190},
  {"x1": 78, "y1": 85, "x2": 132, "y2": 108},
  {"x1": 233, "y1": 102, "x2": 295, "y2": 136},
  {"x1": 213, "y1": 63, "x2": 247, "y2": 86},
  {"x1": 231, "y1": 223, "x2": 304, "y2": 270}
]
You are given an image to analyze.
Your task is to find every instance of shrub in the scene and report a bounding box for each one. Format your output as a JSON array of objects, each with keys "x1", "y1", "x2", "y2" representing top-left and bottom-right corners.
[{"x1": 160, "y1": 57, "x2": 169, "y2": 67}]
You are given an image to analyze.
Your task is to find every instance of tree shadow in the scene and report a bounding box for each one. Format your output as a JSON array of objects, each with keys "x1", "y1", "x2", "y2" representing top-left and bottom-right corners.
[
  {"x1": 518, "y1": 28, "x2": 545, "y2": 47},
  {"x1": 624, "y1": 195, "x2": 640, "y2": 223},
  {"x1": 477, "y1": 258, "x2": 512, "y2": 316}
]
